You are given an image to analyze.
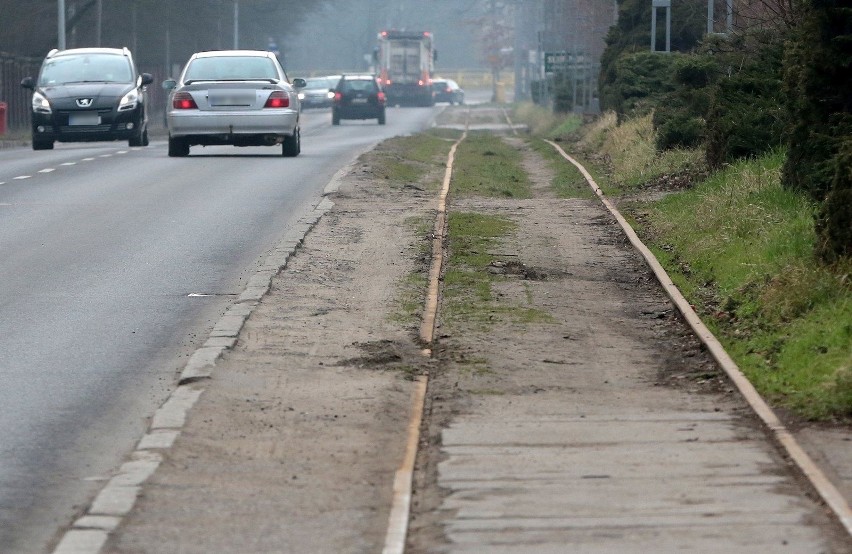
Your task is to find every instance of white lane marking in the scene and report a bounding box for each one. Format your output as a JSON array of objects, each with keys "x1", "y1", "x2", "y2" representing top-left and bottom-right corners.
[
  {"x1": 99, "y1": 154, "x2": 112, "y2": 158},
  {"x1": 116, "y1": 151, "x2": 128, "y2": 155},
  {"x1": 82, "y1": 158, "x2": 95, "y2": 162},
  {"x1": 61, "y1": 162, "x2": 76, "y2": 166},
  {"x1": 39, "y1": 168, "x2": 55, "y2": 173},
  {"x1": 0, "y1": 182, "x2": 6, "y2": 186},
  {"x1": 14, "y1": 175, "x2": 32, "y2": 180}
]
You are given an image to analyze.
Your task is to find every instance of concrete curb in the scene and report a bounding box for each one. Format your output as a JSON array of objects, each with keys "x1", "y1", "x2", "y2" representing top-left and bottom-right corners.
[
  {"x1": 50, "y1": 178, "x2": 343, "y2": 554},
  {"x1": 545, "y1": 139, "x2": 852, "y2": 538}
]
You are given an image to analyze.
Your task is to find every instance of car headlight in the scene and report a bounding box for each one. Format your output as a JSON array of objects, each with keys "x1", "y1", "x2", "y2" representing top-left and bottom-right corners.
[
  {"x1": 119, "y1": 89, "x2": 139, "y2": 111},
  {"x1": 298, "y1": 92, "x2": 305, "y2": 100},
  {"x1": 32, "y1": 91, "x2": 51, "y2": 114},
  {"x1": 326, "y1": 91, "x2": 335, "y2": 99}
]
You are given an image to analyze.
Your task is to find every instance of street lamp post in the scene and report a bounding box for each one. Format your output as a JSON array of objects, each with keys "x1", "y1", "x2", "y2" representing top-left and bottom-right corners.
[
  {"x1": 58, "y1": 0, "x2": 66, "y2": 49},
  {"x1": 234, "y1": 0, "x2": 240, "y2": 49}
]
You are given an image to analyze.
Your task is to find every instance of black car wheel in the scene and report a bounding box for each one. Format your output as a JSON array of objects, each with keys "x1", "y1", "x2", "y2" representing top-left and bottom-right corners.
[
  {"x1": 378, "y1": 110, "x2": 386, "y2": 125},
  {"x1": 32, "y1": 138, "x2": 54, "y2": 150},
  {"x1": 129, "y1": 125, "x2": 146, "y2": 147},
  {"x1": 332, "y1": 109, "x2": 341, "y2": 125},
  {"x1": 168, "y1": 136, "x2": 189, "y2": 157},
  {"x1": 282, "y1": 128, "x2": 300, "y2": 157}
]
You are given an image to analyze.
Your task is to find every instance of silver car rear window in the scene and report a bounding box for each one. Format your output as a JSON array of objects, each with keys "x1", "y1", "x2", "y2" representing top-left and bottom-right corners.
[{"x1": 184, "y1": 57, "x2": 278, "y2": 82}]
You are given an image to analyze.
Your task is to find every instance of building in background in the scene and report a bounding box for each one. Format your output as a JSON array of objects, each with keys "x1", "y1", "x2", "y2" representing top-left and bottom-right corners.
[{"x1": 514, "y1": 0, "x2": 618, "y2": 113}]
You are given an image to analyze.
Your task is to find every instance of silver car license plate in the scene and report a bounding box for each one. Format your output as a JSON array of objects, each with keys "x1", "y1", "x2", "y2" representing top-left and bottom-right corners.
[
  {"x1": 352, "y1": 98, "x2": 368, "y2": 104},
  {"x1": 69, "y1": 112, "x2": 100, "y2": 125},
  {"x1": 209, "y1": 90, "x2": 254, "y2": 107}
]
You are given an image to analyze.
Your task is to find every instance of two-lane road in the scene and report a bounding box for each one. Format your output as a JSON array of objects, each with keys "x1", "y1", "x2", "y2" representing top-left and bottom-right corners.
[{"x1": 0, "y1": 105, "x2": 439, "y2": 553}]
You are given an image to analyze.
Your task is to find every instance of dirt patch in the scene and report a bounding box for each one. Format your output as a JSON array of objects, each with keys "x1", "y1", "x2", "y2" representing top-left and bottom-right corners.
[
  {"x1": 103, "y1": 112, "x2": 849, "y2": 553},
  {"x1": 405, "y1": 132, "x2": 849, "y2": 552},
  {"x1": 105, "y1": 147, "x2": 439, "y2": 553}
]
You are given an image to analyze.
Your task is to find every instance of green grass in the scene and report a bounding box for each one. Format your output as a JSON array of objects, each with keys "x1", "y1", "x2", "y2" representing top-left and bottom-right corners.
[
  {"x1": 391, "y1": 216, "x2": 433, "y2": 326},
  {"x1": 528, "y1": 138, "x2": 595, "y2": 199},
  {"x1": 367, "y1": 131, "x2": 459, "y2": 190},
  {"x1": 512, "y1": 102, "x2": 582, "y2": 138},
  {"x1": 443, "y1": 212, "x2": 552, "y2": 329},
  {"x1": 509, "y1": 103, "x2": 850, "y2": 420},
  {"x1": 452, "y1": 132, "x2": 532, "y2": 198},
  {"x1": 637, "y1": 149, "x2": 852, "y2": 420},
  {"x1": 596, "y1": 113, "x2": 703, "y2": 192}
]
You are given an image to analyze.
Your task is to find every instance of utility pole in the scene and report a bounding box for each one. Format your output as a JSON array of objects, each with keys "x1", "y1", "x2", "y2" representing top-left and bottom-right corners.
[
  {"x1": 58, "y1": 0, "x2": 66, "y2": 49},
  {"x1": 131, "y1": 0, "x2": 137, "y2": 54},
  {"x1": 95, "y1": 0, "x2": 102, "y2": 47},
  {"x1": 234, "y1": 0, "x2": 240, "y2": 49}
]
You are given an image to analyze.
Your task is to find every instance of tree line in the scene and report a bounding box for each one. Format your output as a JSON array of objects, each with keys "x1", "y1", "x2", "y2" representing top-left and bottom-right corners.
[{"x1": 0, "y1": 0, "x2": 332, "y2": 67}]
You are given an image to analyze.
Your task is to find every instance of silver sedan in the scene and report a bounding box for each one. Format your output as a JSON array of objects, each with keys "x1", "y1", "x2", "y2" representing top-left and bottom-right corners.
[{"x1": 163, "y1": 50, "x2": 305, "y2": 157}]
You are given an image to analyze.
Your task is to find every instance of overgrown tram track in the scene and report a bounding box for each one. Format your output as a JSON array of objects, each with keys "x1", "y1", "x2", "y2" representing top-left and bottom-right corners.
[
  {"x1": 391, "y1": 106, "x2": 850, "y2": 551},
  {"x1": 382, "y1": 110, "x2": 470, "y2": 554}
]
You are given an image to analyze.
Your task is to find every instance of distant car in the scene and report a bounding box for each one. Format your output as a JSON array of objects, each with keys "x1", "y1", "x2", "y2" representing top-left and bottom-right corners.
[
  {"x1": 432, "y1": 79, "x2": 464, "y2": 105},
  {"x1": 332, "y1": 75, "x2": 386, "y2": 125},
  {"x1": 297, "y1": 76, "x2": 339, "y2": 109},
  {"x1": 20, "y1": 47, "x2": 153, "y2": 150},
  {"x1": 162, "y1": 50, "x2": 305, "y2": 157}
]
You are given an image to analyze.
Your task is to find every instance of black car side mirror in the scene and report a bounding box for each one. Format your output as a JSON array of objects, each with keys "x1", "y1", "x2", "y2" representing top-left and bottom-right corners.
[
  {"x1": 292, "y1": 78, "x2": 307, "y2": 88},
  {"x1": 140, "y1": 73, "x2": 153, "y2": 86},
  {"x1": 162, "y1": 79, "x2": 177, "y2": 90},
  {"x1": 21, "y1": 76, "x2": 34, "y2": 90}
]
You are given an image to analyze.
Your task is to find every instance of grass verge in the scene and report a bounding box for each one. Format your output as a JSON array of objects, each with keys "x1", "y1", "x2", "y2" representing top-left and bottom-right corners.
[
  {"x1": 637, "y1": 150, "x2": 851, "y2": 420},
  {"x1": 515, "y1": 101, "x2": 850, "y2": 421},
  {"x1": 452, "y1": 132, "x2": 532, "y2": 198},
  {"x1": 443, "y1": 212, "x2": 552, "y2": 330},
  {"x1": 366, "y1": 129, "x2": 462, "y2": 191},
  {"x1": 528, "y1": 138, "x2": 595, "y2": 199}
]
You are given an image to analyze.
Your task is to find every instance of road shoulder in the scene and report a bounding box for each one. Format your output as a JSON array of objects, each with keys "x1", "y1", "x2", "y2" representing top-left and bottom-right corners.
[{"x1": 104, "y1": 149, "x2": 436, "y2": 553}]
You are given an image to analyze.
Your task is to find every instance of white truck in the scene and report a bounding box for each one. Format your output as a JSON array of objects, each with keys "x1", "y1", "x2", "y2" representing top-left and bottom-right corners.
[{"x1": 375, "y1": 30, "x2": 436, "y2": 107}]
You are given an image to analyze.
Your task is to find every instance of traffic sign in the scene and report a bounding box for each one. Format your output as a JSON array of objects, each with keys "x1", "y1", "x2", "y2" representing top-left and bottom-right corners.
[{"x1": 544, "y1": 51, "x2": 567, "y2": 73}]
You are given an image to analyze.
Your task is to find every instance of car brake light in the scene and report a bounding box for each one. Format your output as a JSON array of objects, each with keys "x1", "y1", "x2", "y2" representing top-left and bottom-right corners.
[
  {"x1": 264, "y1": 91, "x2": 290, "y2": 108},
  {"x1": 334, "y1": 91, "x2": 343, "y2": 102},
  {"x1": 173, "y1": 92, "x2": 197, "y2": 109},
  {"x1": 377, "y1": 91, "x2": 386, "y2": 104}
]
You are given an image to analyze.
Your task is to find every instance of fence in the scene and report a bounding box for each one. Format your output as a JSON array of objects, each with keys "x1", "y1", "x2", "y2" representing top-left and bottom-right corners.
[{"x1": 0, "y1": 52, "x2": 41, "y2": 133}]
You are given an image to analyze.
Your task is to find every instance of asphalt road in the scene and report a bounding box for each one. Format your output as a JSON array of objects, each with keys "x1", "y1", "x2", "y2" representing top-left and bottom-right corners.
[{"x1": 0, "y1": 105, "x2": 439, "y2": 553}]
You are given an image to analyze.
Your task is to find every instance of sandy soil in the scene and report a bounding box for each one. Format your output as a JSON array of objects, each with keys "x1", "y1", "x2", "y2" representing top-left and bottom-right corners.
[{"x1": 103, "y1": 106, "x2": 850, "y2": 553}]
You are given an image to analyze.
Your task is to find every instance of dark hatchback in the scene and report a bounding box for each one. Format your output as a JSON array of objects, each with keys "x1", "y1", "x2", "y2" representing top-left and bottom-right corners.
[
  {"x1": 432, "y1": 79, "x2": 464, "y2": 105},
  {"x1": 332, "y1": 75, "x2": 386, "y2": 125},
  {"x1": 21, "y1": 47, "x2": 153, "y2": 150}
]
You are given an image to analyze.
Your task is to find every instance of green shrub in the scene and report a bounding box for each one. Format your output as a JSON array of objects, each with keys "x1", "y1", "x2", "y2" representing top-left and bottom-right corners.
[
  {"x1": 782, "y1": 1, "x2": 852, "y2": 261},
  {"x1": 655, "y1": 112, "x2": 705, "y2": 150},
  {"x1": 817, "y1": 139, "x2": 852, "y2": 261},
  {"x1": 600, "y1": 0, "x2": 707, "y2": 116},
  {"x1": 604, "y1": 51, "x2": 681, "y2": 121},
  {"x1": 704, "y1": 36, "x2": 787, "y2": 168},
  {"x1": 652, "y1": 56, "x2": 718, "y2": 150}
]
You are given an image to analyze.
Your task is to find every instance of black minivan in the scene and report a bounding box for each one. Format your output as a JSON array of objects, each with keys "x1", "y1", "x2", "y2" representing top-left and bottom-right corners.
[{"x1": 21, "y1": 47, "x2": 153, "y2": 150}]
